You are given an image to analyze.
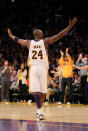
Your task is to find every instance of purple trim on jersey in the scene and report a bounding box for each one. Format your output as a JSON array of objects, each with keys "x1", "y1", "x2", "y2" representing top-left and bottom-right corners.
[{"x1": 34, "y1": 39, "x2": 41, "y2": 42}]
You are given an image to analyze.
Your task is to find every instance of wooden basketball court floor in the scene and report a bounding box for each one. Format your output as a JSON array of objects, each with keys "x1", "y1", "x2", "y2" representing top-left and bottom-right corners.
[{"x1": 0, "y1": 102, "x2": 88, "y2": 131}]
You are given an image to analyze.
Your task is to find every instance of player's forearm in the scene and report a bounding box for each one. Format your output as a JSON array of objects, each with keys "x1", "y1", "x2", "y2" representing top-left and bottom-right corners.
[
  {"x1": 45, "y1": 18, "x2": 77, "y2": 45},
  {"x1": 8, "y1": 28, "x2": 29, "y2": 47},
  {"x1": 9, "y1": 33, "x2": 20, "y2": 44},
  {"x1": 9, "y1": 33, "x2": 15, "y2": 41},
  {"x1": 9, "y1": 34, "x2": 24, "y2": 46},
  {"x1": 49, "y1": 23, "x2": 75, "y2": 44}
]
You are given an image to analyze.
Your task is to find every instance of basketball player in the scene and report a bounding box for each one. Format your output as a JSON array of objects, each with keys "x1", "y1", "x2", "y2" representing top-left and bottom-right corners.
[{"x1": 8, "y1": 17, "x2": 77, "y2": 120}]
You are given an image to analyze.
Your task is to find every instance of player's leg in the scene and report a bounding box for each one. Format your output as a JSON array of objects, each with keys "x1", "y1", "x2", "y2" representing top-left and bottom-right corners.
[
  {"x1": 37, "y1": 67, "x2": 48, "y2": 119},
  {"x1": 33, "y1": 92, "x2": 45, "y2": 120},
  {"x1": 30, "y1": 67, "x2": 44, "y2": 120},
  {"x1": 40, "y1": 93, "x2": 45, "y2": 107},
  {"x1": 33, "y1": 92, "x2": 41, "y2": 109}
]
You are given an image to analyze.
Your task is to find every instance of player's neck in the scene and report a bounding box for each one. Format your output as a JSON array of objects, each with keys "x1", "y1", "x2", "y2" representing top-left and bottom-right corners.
[{"x1": 34, "y1": 37, "x2": 42, "y2": 41}]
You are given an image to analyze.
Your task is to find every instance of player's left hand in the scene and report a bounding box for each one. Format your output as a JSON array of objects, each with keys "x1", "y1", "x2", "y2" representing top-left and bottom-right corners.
[{"x1": 70, "y1": 17, "x2": 77, "y2": 26}]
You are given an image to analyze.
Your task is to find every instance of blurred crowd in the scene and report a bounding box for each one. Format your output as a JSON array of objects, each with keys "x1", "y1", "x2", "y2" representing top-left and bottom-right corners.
[{"x1": 0, "y1": 31, "x2": 88, "y2": 104}]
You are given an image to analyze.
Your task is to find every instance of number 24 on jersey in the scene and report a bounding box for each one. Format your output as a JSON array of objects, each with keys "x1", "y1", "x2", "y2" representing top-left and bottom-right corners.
[{"x1": 32, "y1": 50, "x2": 43, "y2": 59}]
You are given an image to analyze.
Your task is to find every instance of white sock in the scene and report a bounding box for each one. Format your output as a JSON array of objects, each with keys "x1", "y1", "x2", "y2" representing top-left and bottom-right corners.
[{"x1": 37, "y1": 108, "x2": 43, "y2": 114}]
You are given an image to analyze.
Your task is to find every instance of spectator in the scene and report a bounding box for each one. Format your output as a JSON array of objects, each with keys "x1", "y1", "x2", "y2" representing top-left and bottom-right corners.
[
  {"x1": 10, "y1": 65, "x2": 18, "y2": 90},
  {"x1": 72, "y1": 73, "x2": 80, "y2": 87},
  {"x1": 45, "y1": 76, "x2": 59, "y2": 103},
  {"x1": 17, "y1": 63, "x2": 27, "y2": 103},
  {"x1": 58, "y1": 48, "x2": 74, "y2": 104},
  {"x1": 76, "y1": 53, "x2": 88, "y2": 104},
  {"x1": 54, "y1": 59, "x2": 62, "y2": 90},
  {"x1": 0, "y1": 60, "x2": 11, "y2": 102}
]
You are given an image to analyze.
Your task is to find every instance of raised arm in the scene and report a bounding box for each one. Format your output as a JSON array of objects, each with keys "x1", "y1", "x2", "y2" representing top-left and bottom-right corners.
[
  {"x1": 8, "y1": 28, "x2": 30, "y2": 49},
  {"x1": 44, "y1": 17, "x2": 77, "y2": 45}
]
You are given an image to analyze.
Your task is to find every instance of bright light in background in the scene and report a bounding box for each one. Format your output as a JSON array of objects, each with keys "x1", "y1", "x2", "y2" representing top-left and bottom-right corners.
[{"x1": 11, "y1": 0, "x2": 15, "y2": 3}]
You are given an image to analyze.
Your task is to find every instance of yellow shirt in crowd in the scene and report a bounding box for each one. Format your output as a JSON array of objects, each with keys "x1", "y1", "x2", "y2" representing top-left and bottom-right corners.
[
  {"x1": 18, "y1": 72, "x2": 23, "y2": 80},
  {"x1": 60, "y1": 55, "x2": 74, "y2": 78}
]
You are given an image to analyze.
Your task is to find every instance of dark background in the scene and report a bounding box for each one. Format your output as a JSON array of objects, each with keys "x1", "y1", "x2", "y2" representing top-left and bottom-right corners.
[{"x1": 0, "y1": 0, "x2": 88, "y2": 40}]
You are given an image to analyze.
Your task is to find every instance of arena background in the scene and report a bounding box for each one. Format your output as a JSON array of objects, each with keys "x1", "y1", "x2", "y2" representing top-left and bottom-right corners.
[
  {"x1": 0, "y1": 0, "x2": 88, "y2": 62},
  {"x1": 0, "y1": 0, "x2": 88, "y2": 38}
]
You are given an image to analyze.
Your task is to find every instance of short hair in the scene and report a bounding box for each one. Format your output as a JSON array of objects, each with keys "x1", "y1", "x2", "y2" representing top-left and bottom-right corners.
[{"x1": 33, "y1": 29, "x2": 43, "y2": 38}]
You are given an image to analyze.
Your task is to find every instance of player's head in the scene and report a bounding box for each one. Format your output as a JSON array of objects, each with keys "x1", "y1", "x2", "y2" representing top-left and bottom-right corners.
[{"x1": 33, "y1": 29, "x2": 43, "y2": 39}]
